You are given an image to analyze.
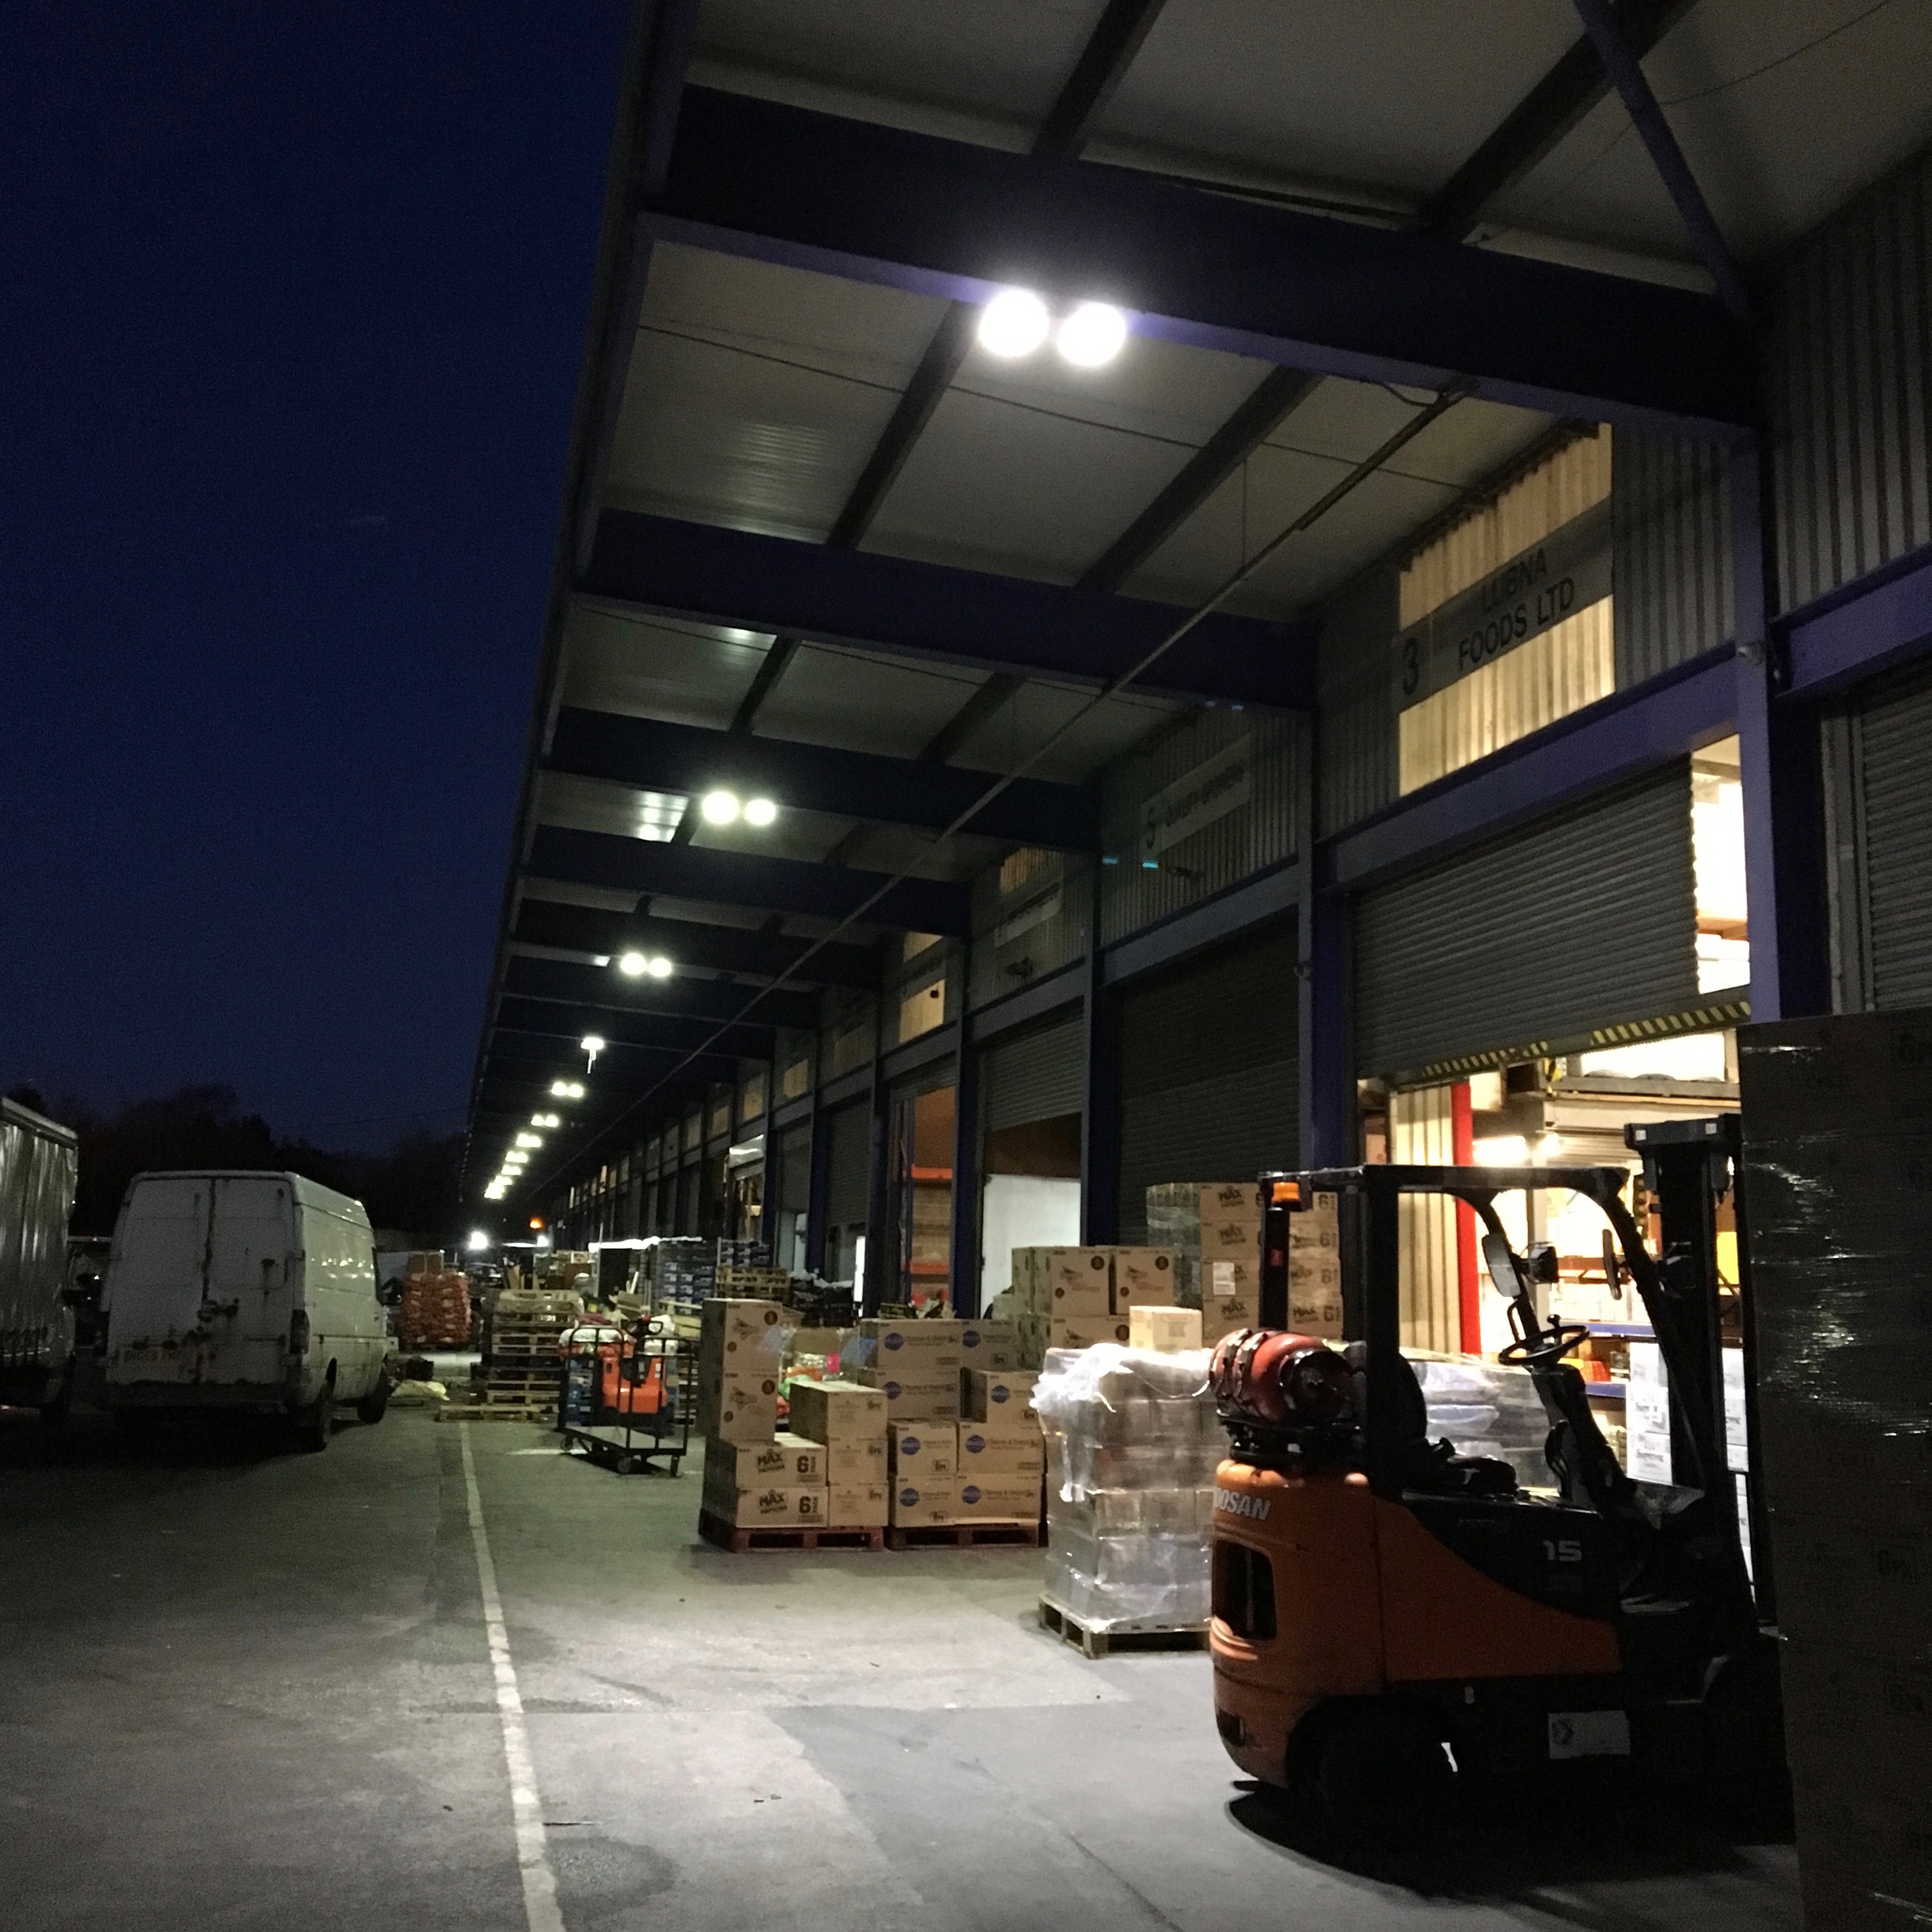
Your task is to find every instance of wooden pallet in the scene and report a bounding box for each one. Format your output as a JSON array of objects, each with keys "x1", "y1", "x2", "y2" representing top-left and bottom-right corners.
[
  {"x1": 697, "y1": 1509, "x2": 887, "y2": 1553},
  {"x1": 885, "y1": 1519, "x2": 1042, "y2": 1550},
  {"x1": 437, "y1": 1403, "x2": 553, "y2": 1424},
  {"x1": 1036, "y1": 1597, "x2": 1210, "y2": 1660}
]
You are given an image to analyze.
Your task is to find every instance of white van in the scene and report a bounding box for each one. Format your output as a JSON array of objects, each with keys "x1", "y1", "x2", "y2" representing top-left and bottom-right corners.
[{"x1": 104, "y1": 1171, "x2": 390, "y2": 1448}]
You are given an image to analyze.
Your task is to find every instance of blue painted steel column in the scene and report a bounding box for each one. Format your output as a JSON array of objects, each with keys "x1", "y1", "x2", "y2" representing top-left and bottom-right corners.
[
  {"x1": 949, "y1": 1030, "x2": 981, "y2": 1316},
  {"x1": 1080, "y1": 869, "x2": 1122, "y2": 1242},
  {"x1": 1297, "y1": 716, "x2": 1354, "y2": 1166},
  {"x1": 1732, "y1": 439, "x2": 1830, "y2": 1021},
  {"x1": 803, "y1": 1097, "x2": 830, "y2": 1274}
]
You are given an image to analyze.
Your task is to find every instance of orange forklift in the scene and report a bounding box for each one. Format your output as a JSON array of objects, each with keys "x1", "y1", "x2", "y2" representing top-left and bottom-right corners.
[{"x1": 1208, "y1": 1123, "x2": 1786, "y2": 1830}]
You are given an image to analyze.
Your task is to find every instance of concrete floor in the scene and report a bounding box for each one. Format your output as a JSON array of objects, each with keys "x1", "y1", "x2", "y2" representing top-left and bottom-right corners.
[{"x1": 0, "y1": 1405, "x2": 1800, "y2": 1932}]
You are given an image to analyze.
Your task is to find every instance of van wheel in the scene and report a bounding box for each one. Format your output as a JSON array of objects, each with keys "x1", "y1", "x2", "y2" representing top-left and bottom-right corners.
[
  {"x1": 356, "y1": 1377, "x2": 391, "y2": 1427},
  {"x1": 296, "y1": 1384, "x2": 334, "y2": 1453}
]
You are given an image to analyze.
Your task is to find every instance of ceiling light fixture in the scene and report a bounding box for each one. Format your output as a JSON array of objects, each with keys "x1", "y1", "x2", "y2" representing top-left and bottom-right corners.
[
  {"x1": 581, "y1": 1035, "x2": 605, "y2": 1066},
  {"x1": 550, "y1": 1080, "x2": 584, "y2": 1100},
  {"x1": 978, "y1": 288, "x2": 1050, "y2": 358},
  {"x1": 742, "y1": 797, "x2": 778, "y2": 828},
  {"x1": 1055, "y1": 301, "x2": 1127, "y2": 368},
  {"x1": 516, "y1": 1132, "x2": 543, "y2": 1150},
  {"x1": 617, "y1": 952, "x2": 647, "y2": 976},
  {"x1": 700, "y1": 789, "x2": 740, "y2": 825},
  {"x1": 531, "y1": 1112, "x2": 560, "y2": 1129},
  {"x1": 645, "y1": 954, "x2": 673, "y2": 979}
]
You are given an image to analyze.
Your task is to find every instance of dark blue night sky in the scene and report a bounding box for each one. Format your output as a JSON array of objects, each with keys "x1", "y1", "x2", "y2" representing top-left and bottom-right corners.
[{"x1": 5, "y1": 4, "x2": 630, "y2": 1144}]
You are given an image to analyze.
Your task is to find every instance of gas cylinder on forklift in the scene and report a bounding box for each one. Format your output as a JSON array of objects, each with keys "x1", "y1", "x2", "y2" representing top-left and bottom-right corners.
[{"x1": 1206, "y1": 1144, "x2": 1787, "y2": 1837}]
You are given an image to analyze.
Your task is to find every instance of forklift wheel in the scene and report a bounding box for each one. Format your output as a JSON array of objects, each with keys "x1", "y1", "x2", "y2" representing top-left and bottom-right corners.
[{"x1": 1314, "y1": 1702, "x2": 1454, "y2": 1839}]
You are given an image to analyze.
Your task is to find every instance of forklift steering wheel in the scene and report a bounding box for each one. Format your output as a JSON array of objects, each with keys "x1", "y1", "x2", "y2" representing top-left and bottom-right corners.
[{"x1": 1498, "y1": 1320, "x2": 1591, "y2": 1368}]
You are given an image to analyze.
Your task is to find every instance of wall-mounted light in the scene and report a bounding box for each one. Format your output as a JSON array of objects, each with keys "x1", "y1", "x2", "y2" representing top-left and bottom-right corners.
[
  {"x1": 700, "y1": 789, "x2": 740, "y2": 825},
  {"x1": 1056, "y1": 301, "x2": 1127, "y2": 368},
  {"x1": 530, "y1": 1112, "x2": 560, "y2": 1129},
  {"x1": 978, "y1": 289, "x2": 1127, "y2": 367},
  {"x1": 550, "y1": 1080, "x2": 585, "y2": 1099},
  {"x1": 742, "y1": 797, "x2": 778, "y2": 828},
  {"x1": 978, "y1": 288, "x2": 1050, "y2": 358},
  {"x1": 516, "y1": 1132, "x2": 543, "y2": 1150},
  {"x1": 618, "y1": 952, "x2": 675, "y2": 980}
]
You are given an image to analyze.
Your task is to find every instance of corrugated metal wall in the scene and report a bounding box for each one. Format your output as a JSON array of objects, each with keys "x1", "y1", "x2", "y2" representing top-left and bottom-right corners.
[
  {"x1": 1768, "y1": 141, "x2": 1932, "y2": 616},
  {"x1": 1390, "y1": 1085, "x2": 1459, "y2": 1354},
  {"x1": 1355, "y1": 765, "x2": 1700, "y2": 1082},
  {"x1": 1317, "y1": 565, "x2": 1400, "y2": 836},
  {"x1": 821, "y1": 986, "x2": 876, "y2": 1078},
  {"x1": 1098, "y1": 709, "x2": 1299, "y2": 943},
  {"x1": 1114, "y1": 923, "x2": 1299, "y2": 1240},
  {"x1": 1612, "y1": 432, "x2": 1734, "y2": 682},
  {"x1": 969, "y1": 850, "x2": 1089, "y2": 1010},
  {"x1": 982, "y1": 1009, "x2": 1086, "y2": 1131},
  {"x1": 824, "y1": 1099, "x2": 872, "y2": 1228}
]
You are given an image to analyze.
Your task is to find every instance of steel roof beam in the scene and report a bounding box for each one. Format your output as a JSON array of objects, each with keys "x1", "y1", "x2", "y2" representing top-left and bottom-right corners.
[
  {"x1": 647, "y1": 87, "x2": 1753, "y2": 434},
  {"x1": 493, "y1": 1003, "x2": 773, "y2": 1057},
  {"x1": 501, "y1": 953, "x2": 821, "y2": 1030},
  {"x1": 579, "y1": 511, "x2": 1312, "y2": 709},
  {"x1": 527, "y1": 824, "x2": 972, "y2": 936},
  {"x1": 545, "y1": 706, "x2": 1101, "y2": 849},
  {"x1": 513, "y1": 901, "x2": 879, "y2": 989}
]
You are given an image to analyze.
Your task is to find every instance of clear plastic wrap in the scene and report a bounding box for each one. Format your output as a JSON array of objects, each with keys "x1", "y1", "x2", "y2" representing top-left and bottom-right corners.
[
  {"x1": 1413, "y1": 1353, "x2": 1553, "y2": 1491},
  {"x1": 1034, "y1": 1345, "x2": 1220, "y2": 1632}
]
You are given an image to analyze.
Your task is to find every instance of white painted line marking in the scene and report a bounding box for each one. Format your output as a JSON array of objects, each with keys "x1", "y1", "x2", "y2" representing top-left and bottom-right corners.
[{"x1": 461, "y1": 1425, "x2": 566, "y2": 1932}]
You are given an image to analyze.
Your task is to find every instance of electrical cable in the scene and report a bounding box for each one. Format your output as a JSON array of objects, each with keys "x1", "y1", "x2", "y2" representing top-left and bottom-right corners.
[{"x1": 511, "y1": 379, "x2": 1472, "y2": 1198}]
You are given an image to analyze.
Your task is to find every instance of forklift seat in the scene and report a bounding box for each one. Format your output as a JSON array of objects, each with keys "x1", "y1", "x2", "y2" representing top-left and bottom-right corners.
[{"x1": 1344, "y1": 1343, "x2": 1520, "y2": 1498}]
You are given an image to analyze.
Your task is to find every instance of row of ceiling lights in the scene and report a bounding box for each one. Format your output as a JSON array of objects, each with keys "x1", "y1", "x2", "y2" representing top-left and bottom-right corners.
[{"x1": 486, "y1": 790, "x2": 783, "y2": 1198}]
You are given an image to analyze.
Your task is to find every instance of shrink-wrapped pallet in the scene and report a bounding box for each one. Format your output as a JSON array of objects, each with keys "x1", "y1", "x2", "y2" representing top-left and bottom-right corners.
[{"x1": 1034, "y1": 1345, "x2": 1221, "y2": 1633}]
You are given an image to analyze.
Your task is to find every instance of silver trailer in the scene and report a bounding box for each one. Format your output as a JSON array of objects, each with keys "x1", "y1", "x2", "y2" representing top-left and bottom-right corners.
[{"x1": 0, "y1": 1099, "x2": 81, "y2": 1411}]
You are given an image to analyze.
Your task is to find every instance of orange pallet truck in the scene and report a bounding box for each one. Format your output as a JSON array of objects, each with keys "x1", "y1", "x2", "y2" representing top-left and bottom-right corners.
[{"x1": 1209, "y1": 1137, "x2": 1785, "y2": 1832}]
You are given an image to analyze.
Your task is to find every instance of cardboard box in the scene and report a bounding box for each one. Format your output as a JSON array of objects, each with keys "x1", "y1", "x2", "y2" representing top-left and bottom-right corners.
[
  {"x1": 1198, "y1": 1216, "x2": 1260, "y2": 1261},
  {"x1": 700, "y1": 1297, "x2": 789, "y2": 1361},
  {"x1": 824, "y1": 1438, "x2": 887, "y2": 1484},
  {"x1": 1110, "y1": 1248, "x2": 1177, "y2": 1311},
  {"x1": 1048, "y1": 1314, "x2": 1133, "y2": 1349},
  {"x1": 890, "y1": 1482, "x2": 954, "y2": 1528},
  {"x1": 1287, "y1": 1285, "x2": 1343, "y2": 1339},
  {"x1": 1038, "y1": 1248, "x2": 1112, "y2": 1314},
  {"x1": 787, "y1": 1377, "x2": 887, "y2": 1443},
  {"x1": 828, "y1": 1482, "x2": 889, "y2": 1528},
  {"x1": 707, "y1": 1436, "x2": 819, "y2": 1489},
  {"x1": 705, "y1": 1481, "x2": 828, "y2": 1528},
  {"x1": 889, "y1": 1420, "x2": 956, "y2": 1482},
  {"x1": 959, "y1": 1318, "x2": 1018, "y2": 1370},
  {"x1": 1129, "y1": 1305, "x2": 1203, "y2": 1352},
  {"x1": 860, "y1": 1368, "x2": 961, "y2": 1419},
  {"x1": 962, "y1": 1368, "x2": 1038, "y2": 1421},
  {"x1": 860, "y1": 1318, "x2": 963, "y2": 1370},
  {"x1": 1199, "y1": 1257, "x2": 1259, "y2": 1305},
  {"x1": 957, "y1": 1418, "x2": 1044, "y2": 1478},
  {"x1": 955, "y1": 1477, "x2": 1041, "y2": 1521},
  {"x1": 698, "y1": 1378, "x2": 778, "y2": 1444}
]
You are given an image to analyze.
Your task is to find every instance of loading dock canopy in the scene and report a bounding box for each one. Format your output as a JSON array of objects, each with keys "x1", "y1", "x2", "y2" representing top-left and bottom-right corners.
[{"x1": 469, "y1": 0, "x2": 1932, "y2": 1204}]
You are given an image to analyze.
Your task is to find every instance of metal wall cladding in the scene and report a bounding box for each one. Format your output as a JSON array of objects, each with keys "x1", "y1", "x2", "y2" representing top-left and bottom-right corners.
[
  {"x1": 1098, "y1": 709, "x2": 1299, "y2": 945},
  {"x1": 1767, "y1": 142, "x2": 1932, "y2": 616},
  {"x1": 981, "y1": 1008, "x2": 1085, "y2": 1133},
  {"x1": 889, "y1": 934, "x2": 958, "y2": 1047},
  {"x1": 1389, "y1": 1087, "x2": 1460, "y2": 1356},
  {"x1": 824, "y1": 1099, "x2": 872, "y2": 1228},
  {"x1": 968, "y1": 850, "x2": 1090, "y2": 1011},
  {"x1": 777, "y1": 1124, "x2": 812, "y2": 1215},
  {"x1": 820, "y1": 986, "x2": 877, "y2": 1079},
  {"x1": 1355, "y1": 764, "x2": 1700, "y2": 1083},
  {"x1": 1612, "y1": 432, "x2": 1734, "y2": 684},
  {"x1": 1840, "y1": 664, "x2": 1932, "y2": 1010},
  {"x1": 776, "y1": 1026, "x2": 815, "y2": 1102},
  {"x1": 1316, "y1": 565, "x2": 1401, "y2": 836},
  {"x1": 1114, "y1": 923, "x2": 1299, "y2": 1240},
  {"x1": 0, "y1": 1106, "x2": 78, "y2": 1370}
]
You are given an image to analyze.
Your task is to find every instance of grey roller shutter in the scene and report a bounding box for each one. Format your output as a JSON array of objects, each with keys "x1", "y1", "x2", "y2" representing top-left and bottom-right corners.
[
  {"x1": 1116, "y1": 925, "x2": 1299, "y2": 1239},
  {"x1": 777, "y1": 1124, "x2": 811, "y2": 1217},
  {"x1": 982, "y1": 1007, "x2": 1084, "y2": 1132},
  {"x1": 1855, "y1": 671, "x2": 1932, "y2": 1008},
  {"x1": 825, "y1": 1101, "x2": 871, "y2": 1227},
  {"x1": 1356, "y1": 763, "x2": 1698, "y2": 1083}
]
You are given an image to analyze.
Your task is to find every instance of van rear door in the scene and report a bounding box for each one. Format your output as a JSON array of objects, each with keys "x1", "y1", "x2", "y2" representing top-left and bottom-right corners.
[
  {"x1": 203, "y1": 1177, "x2": 297, "y2": 1386},
  {"x1": 107, "y1": 1177, "x2": 213, "y2": 1383}
]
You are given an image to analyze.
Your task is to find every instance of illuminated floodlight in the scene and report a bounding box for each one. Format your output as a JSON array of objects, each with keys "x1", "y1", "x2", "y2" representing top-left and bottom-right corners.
[
  {"x1": 645, "y1": 954, "x2": 673, "y2": 980},
  {"x1": 618, "y1": 951, "x2": 648, "y2": 976},
  {"x1": 700, "y1": 789, "x2": 741, "y2": 826},
  {"x1": 978, "y1": 288, "x2": 1049, "y2": 358},
  {"x1": 742, "y1": 797, "x2": 778, "y2": 828},
  {"x1": 530, "y1": 1112, "x2": 560, "y2": 1129},
  {"x1": 1056, "y1": 301, "x2": 1127, "y2": 368},
  {"x1": 550, "y1": 1080, "x2": 584, "y2": 1099},
  {"x1": 467, "y1": 1230, "x2": 490, "y2": 1252},
  {"x1": 580, "y1": 1034, "x2": 605, "y2": 1067},
  {"x1": 516, "y1": 1132, "x2": 543, "y2": 1150}
]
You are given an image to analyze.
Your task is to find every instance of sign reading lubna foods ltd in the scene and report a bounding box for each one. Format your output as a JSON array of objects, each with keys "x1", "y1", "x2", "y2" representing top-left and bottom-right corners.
[
  {"x1": 1396, "y1": 495, "x2": 1612, "y2": 709},
  {"x1": 1139, "y1": 737, "x2": 1252, "y2": 858}
]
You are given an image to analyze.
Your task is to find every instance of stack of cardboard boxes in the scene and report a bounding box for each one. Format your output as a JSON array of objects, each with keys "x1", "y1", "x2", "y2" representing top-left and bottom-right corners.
[
  {"x1": 1010, "y1": 1247, "x2": 1176, "y2": 1364},
  {"x1": 854, "y1": 1316, "x2": 1043, "y2": 1532},
  {"x1": 786, "y1": 1379, "x2": 891, "y2": 1528},
  {"x1": 1145, "y1": 1182, "x2": 1342, "y2": 1343},
  {"x1": 697, "y1": 1298, "x2": 845, "y2": 1530}
]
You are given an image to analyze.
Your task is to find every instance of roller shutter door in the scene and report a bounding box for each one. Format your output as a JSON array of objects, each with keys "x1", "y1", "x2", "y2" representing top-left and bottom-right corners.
[
  {"x1": 777, "y1": 1124, "x2": 811, "y2": 1217},
  {"x1": 824, "y1": 1101, "x2": 871, "y2": 1228},
  {"x1": 1851, "y1": 668, "x2": 1932, "y2": 1008},
  {"x1": 982, "y1": 1007, "x2": 1084, "y2": 1132},
  {"x1": 1355, "y1": 763, "x2": 1698, "y2": 1083},
  {"x1": 1116, "y1": 925, "x2": 1299, "y2": 1239}
]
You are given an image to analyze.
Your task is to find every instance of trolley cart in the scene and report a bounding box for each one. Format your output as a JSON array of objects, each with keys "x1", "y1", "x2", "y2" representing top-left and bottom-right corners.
[{"x1": 560, "y1": 1314, "x2": 695, "y2": 1475}]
